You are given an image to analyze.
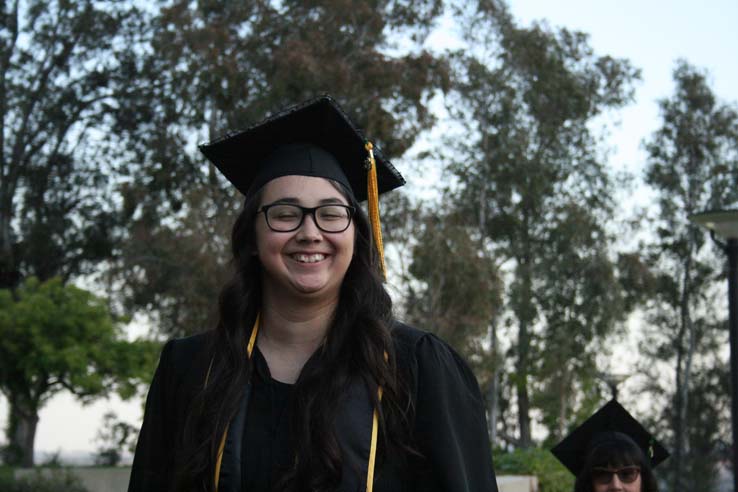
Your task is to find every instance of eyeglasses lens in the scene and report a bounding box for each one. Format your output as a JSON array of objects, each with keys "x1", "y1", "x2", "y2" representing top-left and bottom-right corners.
[{"x1": 592, "y1": 467, "x2": 640, "y2": 485}]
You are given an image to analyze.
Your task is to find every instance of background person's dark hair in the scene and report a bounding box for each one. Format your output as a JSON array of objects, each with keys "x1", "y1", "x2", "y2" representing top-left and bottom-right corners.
[
  {"x1": 574, "y1": 436, "x2": 659, "y2": 492},
  {"x1": 173, "y1": 183, "x2": 412, "y2": 492}
]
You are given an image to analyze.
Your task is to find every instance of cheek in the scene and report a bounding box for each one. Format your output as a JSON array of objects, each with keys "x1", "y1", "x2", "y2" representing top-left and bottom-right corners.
[
  {"x1": 629, "y1": 476, "x2": 642, "y2": 491},
  {"x1": 342, "y1": 228, "x2": 356, "y2": 259},
  {"x1": 253, "y1": 225, "x2": 285, "y2": 262},
  {"x1": 592, "y1": 481, "x2": 609, "y2": 492}
]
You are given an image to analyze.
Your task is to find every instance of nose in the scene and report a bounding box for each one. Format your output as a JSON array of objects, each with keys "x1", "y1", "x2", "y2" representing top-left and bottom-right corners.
[
  {"x1": 608, "y1": 475, "x2": 624, "y2": 491},
  {"x1": 295, "y1": 212, "x2": 322, "y2": 241}
]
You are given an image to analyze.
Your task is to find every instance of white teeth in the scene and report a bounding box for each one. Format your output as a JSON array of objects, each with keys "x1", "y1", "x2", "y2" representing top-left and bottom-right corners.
[{"x1": 292, "y1": 253, "x2": 326, "y2": 263}]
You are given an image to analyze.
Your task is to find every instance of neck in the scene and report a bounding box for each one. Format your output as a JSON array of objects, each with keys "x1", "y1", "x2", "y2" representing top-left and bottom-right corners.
[{"x1": 257, "y1": 289, "x2": 339, "y2": 383}]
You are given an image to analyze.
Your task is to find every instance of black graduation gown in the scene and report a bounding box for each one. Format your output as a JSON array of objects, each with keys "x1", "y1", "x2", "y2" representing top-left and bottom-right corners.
[{"x1": 128, "y1": 322, "x2": 498, "y2": 492}]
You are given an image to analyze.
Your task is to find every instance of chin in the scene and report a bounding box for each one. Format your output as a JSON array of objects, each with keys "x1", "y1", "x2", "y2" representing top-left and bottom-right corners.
[{"x1": 290, "y1": 281, "x2": 339, "y2": 298}]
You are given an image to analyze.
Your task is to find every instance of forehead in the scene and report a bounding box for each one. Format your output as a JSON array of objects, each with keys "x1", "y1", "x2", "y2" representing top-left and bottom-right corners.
[{"x1": 259, "y1": 175, "x2": 348, "y2": 204}]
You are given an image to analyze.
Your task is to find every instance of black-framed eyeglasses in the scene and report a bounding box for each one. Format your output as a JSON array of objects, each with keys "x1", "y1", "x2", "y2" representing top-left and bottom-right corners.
[
  {"x1": 591, "y1": 466, "x2": 641, "y2": 485},
  {"x1": 258, "y1": 203, "x2": 355, "y2": 233}
]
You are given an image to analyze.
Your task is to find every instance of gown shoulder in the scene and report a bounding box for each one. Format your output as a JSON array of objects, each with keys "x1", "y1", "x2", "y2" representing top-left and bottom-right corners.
[
  {"x1": 128, "y1": 331, "x2": 213, "y2": 492},
  {"x1": 390, "y1": 320, "x2": 498, "y2": 492}
]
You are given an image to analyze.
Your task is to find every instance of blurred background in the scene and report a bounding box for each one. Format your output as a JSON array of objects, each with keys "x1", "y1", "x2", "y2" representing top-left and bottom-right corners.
[{"x1": 1, "y1": 0, "x2": 737, "y2": 491}]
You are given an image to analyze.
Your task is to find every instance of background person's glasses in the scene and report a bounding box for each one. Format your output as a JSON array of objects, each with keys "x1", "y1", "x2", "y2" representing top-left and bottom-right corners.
[
  {"x1": 591, "y1": 466, "x2": 641, "y2": 484},
  {"x1": 258, "y1": 203, "x2": 355, "y2": 233}
]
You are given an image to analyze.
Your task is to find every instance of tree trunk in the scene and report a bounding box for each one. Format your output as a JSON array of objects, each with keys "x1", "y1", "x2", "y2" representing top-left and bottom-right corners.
[
  {"x1": 478, "y1": 182, "x2": 500, "y2": 447},
  {"x1": 6, "y1": 399, "x2": 39, "y2": 467},
  {"x1": 487, "y1": 323, "x2": 499, "y2": 446},
  {"x1": 557, "y1": 369, "x2": 569, "y2": 441},
  {"x1": 516, "y1": 361, "x2": 531, "y2": 447},
  {"x1": 671, "y1": 260, "x2": 695, "y2": 492},
  {"x1": 0, "y1": 198, "x2": 18, "y2": 289},
  {"x1": 516, "y1": 256, "x2": 533, "y2": 448},
  {"x1": 515, "y1": 209, "x2": 534, "y2": 448}
]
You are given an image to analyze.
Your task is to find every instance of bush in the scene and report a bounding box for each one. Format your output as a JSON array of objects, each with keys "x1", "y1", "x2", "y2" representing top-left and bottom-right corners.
[
  {"x1": 0, "y1": 468, "x2": 88, "y2": 492},
  {"x1": 494, "y1": 447, "x2": 574, "y2": 492},
  {"x1": 94, "y1": 411, "x2": 138, "y2": 466},
  {"x1": 0, "y1": 465, "x2": 14, "y2": 482}
]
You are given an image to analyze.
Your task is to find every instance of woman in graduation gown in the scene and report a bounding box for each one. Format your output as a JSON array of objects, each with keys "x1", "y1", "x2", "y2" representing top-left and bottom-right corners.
[
  {"x1": 551, "y1": 399, "x2": 668, "y2": 492},
  {"x1": 128, "y1": 96, "x2": 498, "y2": 492}
]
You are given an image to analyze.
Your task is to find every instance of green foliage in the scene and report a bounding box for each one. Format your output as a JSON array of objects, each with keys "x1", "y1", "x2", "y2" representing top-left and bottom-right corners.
[
  {"x1": 0, "y1": 465, "x2": 13, "y2": 481},
  {"x1": 0, "y1": 469, "x2": 88, "y2": 492},
  {"x1": 406, "y1": 211, "x2": 503, "y2": 362},
  {"x1": 0, "y1": 277, "x2": 158, "y2": 402},
  {"x1": 0, "y1": 0, "x2": 149, "y2": 286},
  {"x1": 0, "y1": 277, "x2": 160, "y2": 465},
  {"x1": 93, "y1": 412, "x2": 138, "y2": 466},
  {"x1": 493, "y1": 447, "x2": 573, "y2": 492}
]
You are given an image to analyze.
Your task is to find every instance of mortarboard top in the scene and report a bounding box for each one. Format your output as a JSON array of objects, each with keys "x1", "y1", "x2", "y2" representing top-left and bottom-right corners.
[
  {"x1": 198, "y1": 95, "x2": 405, "y2": 202},
  {"x1": 551, "y1": 399, "x2": 669, "y2": 477}
]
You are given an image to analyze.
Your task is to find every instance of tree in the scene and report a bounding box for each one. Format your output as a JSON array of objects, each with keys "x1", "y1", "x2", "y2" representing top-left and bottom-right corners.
[
  {"x1": 405, "y1": 209, "x2": 503, "y2": 360},
  {"x1": 0, "y1": 0, "x2": 148, "y2": 288},
  {"x1": 112, "y1": 0, "x2": 451, "y2": 337},
  {"x1": 0, "y1": 277, "x2": 158, "y2": 467},
  {"x1": 396, "y1": 197, "x2": 505, "y2": 442},
  {"x1": 0, "y1": 0, "x2": 153, "y2": 467},
  {"x1": 445, "y1": 0, "x2": 640, "y2": 447},
  {"x1": 93, "y1": 411, "x2": 138, "y2": 467},
  {"x1": 642, "y1": 60, "x2": 738, "y2": 492}
]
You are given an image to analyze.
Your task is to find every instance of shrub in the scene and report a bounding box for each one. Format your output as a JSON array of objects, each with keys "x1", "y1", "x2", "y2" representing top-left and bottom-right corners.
[
  {"x1": 0, "y1": 468, "x2": 88, "y2": 492},
  {"x1": 494, "y1": 447, "x2": 574, "y2": 492},
  {"x1": 0, "y1": 465, "x2": 14, "y2": 482}
]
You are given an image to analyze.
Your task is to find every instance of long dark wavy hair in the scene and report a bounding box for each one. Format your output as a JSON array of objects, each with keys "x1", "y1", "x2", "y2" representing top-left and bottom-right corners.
[
  {"x1": 173, "y1": 181, "x2": 411, "y2": 491},
  {"x1": 574, "y1": 435, "x2": 659, "y2": 492}
]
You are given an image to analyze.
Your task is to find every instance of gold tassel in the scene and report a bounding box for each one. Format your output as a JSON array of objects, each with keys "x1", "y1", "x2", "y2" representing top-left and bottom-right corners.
[{"x1": 365, "y1": 142, "x2": 386, "y2": 278}]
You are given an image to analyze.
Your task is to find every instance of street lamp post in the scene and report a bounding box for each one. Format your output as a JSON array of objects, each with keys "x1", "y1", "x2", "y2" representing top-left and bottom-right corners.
[
  {"x1": 689, "y1": 209, "x2": 738, "y2": 491},
  {"x1": 596, "y1": 371, "x2": 630, "y2": 401}
]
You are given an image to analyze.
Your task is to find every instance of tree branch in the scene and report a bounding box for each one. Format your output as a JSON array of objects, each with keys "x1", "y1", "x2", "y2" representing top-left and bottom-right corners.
[
  {"x1": 11, "y1": 7, "x2": 82, "y2": 175},
  {"x1": 0, "y1": 0, "x2": 20, "y2": 180}
]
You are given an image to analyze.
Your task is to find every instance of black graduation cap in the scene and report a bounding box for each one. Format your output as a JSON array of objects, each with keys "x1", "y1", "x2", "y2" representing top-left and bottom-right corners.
[
  {"x1": 198, "y1": 95, "x2": 405, "y2": 202},
  {"x1": 551, "y1": 399, "x2": 670, "y2": 476}
]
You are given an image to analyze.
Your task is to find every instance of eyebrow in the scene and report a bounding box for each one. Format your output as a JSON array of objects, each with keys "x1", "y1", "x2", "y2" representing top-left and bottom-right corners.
[{"x1": 270, "y1": 197, "x2": 347, "y2": 205}]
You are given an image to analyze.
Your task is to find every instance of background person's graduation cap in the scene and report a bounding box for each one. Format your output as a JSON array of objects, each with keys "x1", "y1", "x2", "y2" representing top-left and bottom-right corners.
[
  {"x1": 199, "y1": 94, "x2": 405, "y2": 276},
  {"x1": 551, "y1": 399, "x2": 670, "y2": 477}
]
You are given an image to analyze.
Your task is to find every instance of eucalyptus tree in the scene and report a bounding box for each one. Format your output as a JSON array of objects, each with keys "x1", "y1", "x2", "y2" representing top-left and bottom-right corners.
[
  {"x1": 0, "y1": 0, "x2": 147, "y2": 288},
  {"x1": 403, "y1": 207, "x2": 504, "y2": 441},
  {"x1": 642, "y1": 60, "x2": 738, "y2": 492},
  {"x1": 445, "y1": 0, "x2": 639, "y2": 446},
  {"x1": 405, "y1": 209, "x2": 503, "y2": 360}
]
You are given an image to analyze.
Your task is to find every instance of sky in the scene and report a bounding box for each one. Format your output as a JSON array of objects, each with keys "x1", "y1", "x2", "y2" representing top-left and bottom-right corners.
[
  {"x1": 507, "y1": 0, "x2": 738, "y2": 179},
  {"x1": 2, "y1": 0, "x2": 738, "y2": 463}
]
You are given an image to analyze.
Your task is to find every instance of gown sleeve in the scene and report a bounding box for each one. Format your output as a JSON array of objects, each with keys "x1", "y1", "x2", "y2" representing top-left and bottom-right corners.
[
  {"x1": 412, "y1": 333, "x2": 499, "y2": 492},
  {"x1": 128, "y1": 340, "x2": 176, "y2": 492}
]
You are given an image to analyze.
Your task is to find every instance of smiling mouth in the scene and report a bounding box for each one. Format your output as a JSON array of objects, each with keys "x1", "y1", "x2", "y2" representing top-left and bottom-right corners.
[{"x1": 290, "y1": 253, "x2": 327, "y2": 263}]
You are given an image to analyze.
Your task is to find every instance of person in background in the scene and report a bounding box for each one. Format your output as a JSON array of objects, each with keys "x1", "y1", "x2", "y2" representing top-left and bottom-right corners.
[
  {"x1": 128, "y1": 95, "x2": 498, "y2": 492},
  {"x1": 552, "y1": 399, "x2": 669, "y2": 492}
]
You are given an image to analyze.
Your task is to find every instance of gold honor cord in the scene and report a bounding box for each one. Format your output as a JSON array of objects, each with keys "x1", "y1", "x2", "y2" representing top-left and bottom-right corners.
[
  {"x1": 365, "y1": 142, "x2": 386, "y2": 279},
  {"x1": 208, "y1": 314, "x2": 382, "y2": 491},
  {"x1": 213, "y1": 314, "x2": 261, "y2": 492},
  {"x1": 366, "y1": 387, "x2": 383, "y2": 492}
]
